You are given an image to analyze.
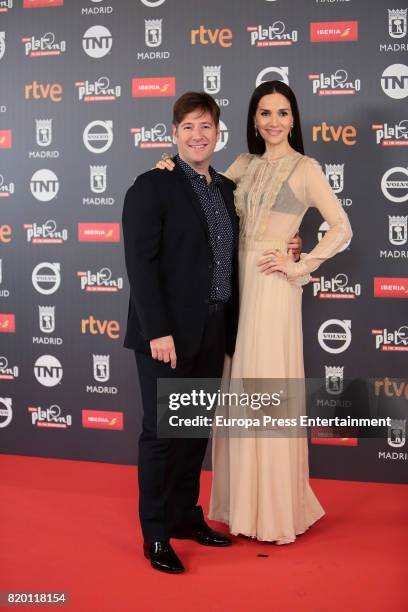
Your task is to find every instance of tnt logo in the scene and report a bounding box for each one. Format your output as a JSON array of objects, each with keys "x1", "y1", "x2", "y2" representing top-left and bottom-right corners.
[{"x1": 82, "y1": 25, "x2": 112, "y2": 58}]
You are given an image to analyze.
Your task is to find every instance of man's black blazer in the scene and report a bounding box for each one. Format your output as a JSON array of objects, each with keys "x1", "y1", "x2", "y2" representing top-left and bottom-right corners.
[{"x1": 122, "y1": 161, "x2": 239, "y2": 359}]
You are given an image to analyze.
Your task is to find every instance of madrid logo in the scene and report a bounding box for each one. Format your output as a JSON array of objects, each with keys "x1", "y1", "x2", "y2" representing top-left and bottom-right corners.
[
  {"x1": 145, "y1": 19, "x2": 162, "y2": 47},
  {"x1": 318, "y1": 319, "x2": 352, "y2": 354},
  {"x1": 215, "y1": 120, "x2": 228, "y2": 152},
  {"x1": 93, "y1": 354, "x2": 110, "y2": 382},
  {"x1": 381, "y1": 167, "x2": 408, "y2": 203},
  {"x1": 36, "y1": 119, "x2": 52, "y2": 147},
  {"x1": 203, "y1": 66, "x2": 221, "y2": 95},
  {"x1": 381, "y1": 64, "x2": 408, "y2": 99},
  {"x1": 389, "y1": 215, "x2": 408, "y2": 245},
  {"x1": 325, "y1": 164, "x2": 344, "y2": 194},
  {"x1": 82, "y1": 25, "x2": 112, "y2": 58},
  {"x1": 388, "y1": 9, "x2": 407, "y2": 39},
  {"x1": 388, "y1": 419, "x2": 406, "y2": 448},
  {"x1": 34, "y1": 354, "x2": 63, "y2": 387},
  {"x1": 83, "y1": 120, "x2": 113, "y2": 154},
  {"x1": 325, "y1": 366, "x2": 344, "y2": 395},
  {"x1": 39, "y1": 305, "x2": 55, "y2": 334},
  {"x1": 90, "y1": 165, "x2": 106, "y2": 193},
  {"x1": 30, "y1": 169, "x2": 59, "y2": 202},
  {"x1": 32, "y1": 262, "x2": 61, "y2": 295}
]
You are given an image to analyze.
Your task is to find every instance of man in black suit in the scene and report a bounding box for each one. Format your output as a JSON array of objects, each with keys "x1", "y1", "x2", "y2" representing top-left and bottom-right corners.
[{"x1": 122, "y1": 92, "x2": 238, "y2": 574}]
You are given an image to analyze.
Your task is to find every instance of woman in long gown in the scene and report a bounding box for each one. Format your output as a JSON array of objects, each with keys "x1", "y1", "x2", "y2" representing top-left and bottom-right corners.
[{"x1": 208, "y1": 81, "x2": 352, "y2": 543}]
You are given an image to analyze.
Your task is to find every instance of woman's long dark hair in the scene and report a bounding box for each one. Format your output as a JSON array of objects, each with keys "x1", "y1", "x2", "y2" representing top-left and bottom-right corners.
[{"x1": 246, "y1": 81, "x2": 304, "y2": 155}]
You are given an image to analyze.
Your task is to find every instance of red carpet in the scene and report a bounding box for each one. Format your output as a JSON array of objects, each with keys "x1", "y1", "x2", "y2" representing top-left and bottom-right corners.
[{"x1": 0, "y1": 455, "x2": 406, "y2": 612}]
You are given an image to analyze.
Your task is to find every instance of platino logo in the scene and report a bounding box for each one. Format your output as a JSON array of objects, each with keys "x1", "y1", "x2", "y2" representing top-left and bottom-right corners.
[
  {"x1": 0, "y1": 397, "x2": 12, "y2": 428},
  {"x1": 76, "y1": 77, "x2": 121, "y2": 102},
  {"x1": 372, "y1": 120, "x2": 408, "y2": 146},
  {"x1": 311, "y1": 273, "x2": 361, "y2": 299},
  {"x1": 203, "y1": 66, "x2": 221, "y2": 95},
  {"x1": 131, "y1": 124, "x2": 172, "y2": 149},
  {"x1": 0, "y1": 357, "x2": 19, "y2": 380},
  {"x1": 318, "y1": 319, "x2": 352, "y2": 354},
  {"x1": 83, "y1": 120, "x2": 113, "y2": 154},
  {"x1": 247, "y1": 22, "x2": 298, "y2": 46},
  {"x1": 381, "y1": 64, "x2": 408, "y2": 99},
  {"x1": 82, "y1": 25, "x2": 112, "y2": 58},
  {"x1": 389, "y1": 215, "x2": 408, "y2": 245},
  {"x1": 372, "y1": 326, "x2": 408, "y2": 351},
  {"x1": 381, "y1": 167, "x2": 408, "y2": 203},
  {"x1": 30, "y1": 169, "x2": 59, "y2": 202},
  {"x1": 22, "y1": 32, "x2": 66, "y2": 57},
  {"x1": 28, "y1": 404, "x2": 72, "y2": 428},
  {"x1": 24, "y1": 220, "x2": 68, "y2": 244},
  {"x1": 34, "y1": 355, "x2": 63, "y2": 387},
  {"x1": 309, "y1": 69, "x2": 360, "y2": 96},
  {"x1": 0, "y1": 174, "x2": 15, "y2": 197},
  {"x1": 39, "y1": 305, "x2": 55, "y2": 333},
  {"x1": 325, "y1": 366, "x2": 344, "y2": 395},
  {"x1": 93, "y1": 354, "x2": 110, "y2": 382},
  {"x1": 0, "y1": 2, "x2": 13, "y2": 13},
  {"x1": 32, "y1": 262, "x2": 61, "y2": 295},
  {"x1": 90, "y1": 165, "x2": 106, "y2": 193},
  {"x1": 145, "y1": 19, "x2": 162, "y2": 47},
  {"x1": 256, "y1": 66, "x2": 289, "y2": 87},
  {"x1": 215, "y1": 120, "x2": 228, "y2": 152},
  {"x1": 36, "y1": 119, "x2": 52, "y2": 147},
  {"x1": 77, "y1": 267, "x2": 123, "y2": 292}
]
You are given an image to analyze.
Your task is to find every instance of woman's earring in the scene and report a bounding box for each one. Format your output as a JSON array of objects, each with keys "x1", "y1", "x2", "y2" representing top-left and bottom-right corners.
[
  {"x1": 254, "y1": 124, "x2": 259, "y2": 138},
  {"x1": 289, "y1": 124, "x2": 294, "y2": 138}
]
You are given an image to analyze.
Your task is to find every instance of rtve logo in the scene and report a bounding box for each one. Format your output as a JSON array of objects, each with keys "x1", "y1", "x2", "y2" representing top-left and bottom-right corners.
[
  {"x1": 24, "y1": 81, "x2": 63, "y2": 102},
  {"x1": 312, "y1": 122, "x2": 357, "y2": 145},
  {"x1": 81, "y1": 315, "x2": 120, "y2": 339},
  {"x1": 0, "y1": 225, "x2": 12, "y2": 243},
  {"x1": 191, "y1": 26, "x2": 233, "y2": 47}
]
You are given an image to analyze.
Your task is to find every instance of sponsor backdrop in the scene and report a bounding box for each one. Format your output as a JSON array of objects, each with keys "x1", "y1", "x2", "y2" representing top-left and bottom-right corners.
[{"x1": 0, "y1": 0, "x2": 407, "y2": 483}]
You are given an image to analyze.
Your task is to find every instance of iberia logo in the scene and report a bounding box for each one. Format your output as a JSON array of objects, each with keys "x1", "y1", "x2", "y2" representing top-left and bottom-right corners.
[
  {"x1": 0, "y1": 130, "x2": 12, "y2": 149},
  {"x1": 78, "y1": 223, "x2": 120, "y2": 243},
  {"x1": 132, "y1": 77, "x2": 176, "y2": 98},
  {"x1": 82, "y1": 410, "x2": 123, "y2": 431},
  {"x1": 311, "y1": 427, "x2": 358, "y2": 446},
  {"x1": 374, "y1": 278, "x2": 408, "y2": 299},
  {"x1": 310, "y1": 21, "x2": 358, "y2": 43},
  {"x1": 0, "y1": 314, "x2": 15, "y2": 333},
  {"x1": 23, "y1": 0, "x2": 64, "y2": 7}
]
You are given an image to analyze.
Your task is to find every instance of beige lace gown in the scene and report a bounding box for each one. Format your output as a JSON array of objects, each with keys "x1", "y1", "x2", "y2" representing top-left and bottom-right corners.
[{"x1": 208, "y1": 152, "x2": 352, "y2": 543}]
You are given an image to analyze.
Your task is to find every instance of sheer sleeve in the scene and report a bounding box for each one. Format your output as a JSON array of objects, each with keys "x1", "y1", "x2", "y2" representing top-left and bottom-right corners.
[
  {"x1": 285, "y1": 157, "x2": 352, "y2": 281},
  {"x1": 223, "y1": 153, "x2": 253, "y2": 185}
]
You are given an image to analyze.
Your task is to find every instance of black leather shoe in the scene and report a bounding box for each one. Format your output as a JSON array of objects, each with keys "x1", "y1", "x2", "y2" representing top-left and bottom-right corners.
[
  {"x1": 143, "y1": 541, "x2": 184, "y2": 574},
  {"x1": 172, "y1": 523, "x2": 232, "y2": 547}
]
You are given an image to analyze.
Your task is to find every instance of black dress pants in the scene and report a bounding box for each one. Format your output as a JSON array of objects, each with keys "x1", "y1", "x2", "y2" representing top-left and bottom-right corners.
[{"x1": 135, "y1": 305, "x2": 226, "y2": 543}]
